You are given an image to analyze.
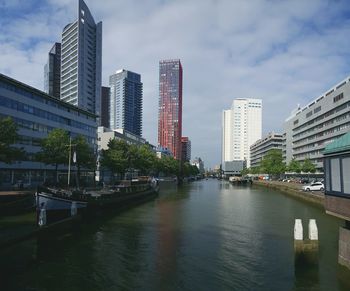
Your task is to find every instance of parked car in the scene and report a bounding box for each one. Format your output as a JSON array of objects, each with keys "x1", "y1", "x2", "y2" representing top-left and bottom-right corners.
[{"x1": 302, "y1": 182, "x2": 324, "y2": 192}]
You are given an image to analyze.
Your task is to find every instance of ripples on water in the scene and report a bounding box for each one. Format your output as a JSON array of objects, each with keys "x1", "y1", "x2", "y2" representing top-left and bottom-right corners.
[{"x1": 1, "y1": 179, "x2": 350, "y2": 290}]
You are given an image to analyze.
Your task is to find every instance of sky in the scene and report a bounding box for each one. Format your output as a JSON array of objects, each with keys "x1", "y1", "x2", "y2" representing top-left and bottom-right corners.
[{"x1": 1, "y1": 0, "x2": 350, "y2": 168}]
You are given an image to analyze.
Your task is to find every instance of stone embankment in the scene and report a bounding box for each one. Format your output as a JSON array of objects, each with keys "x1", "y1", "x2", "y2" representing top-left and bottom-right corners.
[{"x1": 253, "y1": 180, "x2": 324, "y2": 206}]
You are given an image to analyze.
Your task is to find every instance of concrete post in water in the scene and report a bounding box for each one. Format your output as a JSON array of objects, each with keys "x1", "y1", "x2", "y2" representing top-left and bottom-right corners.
[
  {"x1": 38, "y1": 208, "x2": 47, "y2": 227},
  {"x1": 294, "y1": 219, "x2": 303, "y2": 252},
  {"x1": 309, "y1": 219, "x2": 318, "y2": 240},
  {"x1": 71, "y1": 201, "x2": 77, "y2": 216},
  {"x1": 294, "y1": 219, "x2": 319, "y2": 258}
]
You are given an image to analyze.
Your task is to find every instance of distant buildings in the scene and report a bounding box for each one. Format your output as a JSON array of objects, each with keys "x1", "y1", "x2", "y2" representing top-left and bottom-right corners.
[
  {"x1": 181, "y1": 137, "x2": 191, "y2": 162},
  {"x1": 109, "y1": 69, "x2": 143, "y2": 136},
  {"x1": 0, "y1": 73, "x2": 97, "y2": 186},
  {"x1": 100, "y1": 86, "x2": 110, "y2": 128},
  {"x1": 60, "y1": 0, "x2": 102, "y2": 116},
  {"x1": 192, "y1": 157, "x2": 204, "y2": 173},
  {"x1": 250, "y1": 132, "x2": 283, "y2": 168},
  {"x1": 44, "y1": 42, "x2": 61, "y2": 98},
  {"x1": 283, "y1": 76, "x2": 350, "y2": 172},
  {"x1": 158, "y1": 59, "x2": 183, "y2": 160},
  {"x1": 222, "y1": 98, "x2": 262, "y2": 168}
]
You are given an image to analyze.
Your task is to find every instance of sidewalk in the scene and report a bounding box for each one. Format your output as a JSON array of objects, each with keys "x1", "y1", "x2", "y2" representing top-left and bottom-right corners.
[{"x1": 253, "y1": 180, "x2": 324, "y2": 206}]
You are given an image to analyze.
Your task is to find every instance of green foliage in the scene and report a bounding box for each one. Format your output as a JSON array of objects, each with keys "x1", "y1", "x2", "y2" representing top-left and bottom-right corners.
[
  {"x1": 0, "y1": 117, "x2": 25, "y2": 163},
  {"x1": 260, "y1": 149, "x2": 285, "y2": 176},
  {"x1": 287, "y1": 158, "x2": 301, "y2": 173},
  {"x1": 183, "y1": 162, "x2": 199, "y2": 177},
  {"x1": 72, "y1": 135, "x2": 96, "y2": 182},
  {"x1": 36, "y1": 129, "x2": 70, "y2": 182},
  {"x1": 100, "y1": 139, "x2": 128, "y2": 176},
  {"x1": 240, "y1": 168, "x2": 250, "y2": 176},
  {"x1": 301, "y1": 158, "x2": 316, "y2": 173},
  {"x1": 250, "y1": 167, "x2": 261, "y2": 175}
]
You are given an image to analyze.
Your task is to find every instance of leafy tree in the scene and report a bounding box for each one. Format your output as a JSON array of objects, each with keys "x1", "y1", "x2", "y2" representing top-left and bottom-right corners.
[
  {"x1": 260, "y1": 149, "x2": 285, "y2": 177},
  {"x1": 301, "y1": 158, "x2": 316, "y2": 174},
  {"x1": 240, "y1": 167, "x2": 250, "y2": 176},
  {"x1": 36, "y1": 128, "x2": 69, "y2": 182},
  {"x1": 0, "y1": 117, "x2": 25, "y2": 163},
  {"x1": 72, "y1": 135, "x2": 96, "y2": 183},
  {"x1": 287, "y1": 158, "x2": 301, "y2": 174},
  {"x1": 133, "y1": 145, "x2": 157, "y2": 175},
  {"x1": 250, "y1": 166, "x2": 261, "y2": 175},
  {"x1": 100, "y1": 139, "x2": 129, "y2": 179}
]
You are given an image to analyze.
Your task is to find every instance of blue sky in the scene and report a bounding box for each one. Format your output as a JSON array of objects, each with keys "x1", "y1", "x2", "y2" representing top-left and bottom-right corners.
[{"x1": 1, "y1": 0, "x2": 350, "y2": 168}]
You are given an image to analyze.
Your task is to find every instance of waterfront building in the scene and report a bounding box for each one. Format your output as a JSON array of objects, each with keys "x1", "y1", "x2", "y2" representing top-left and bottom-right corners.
[
  {"x1": 181, "y1": 137, "x2": 191, "y2": 162},
  {"x1": 283, "y1": 76, "x2": 350, "y2": 172},
  {"x1": 0, "y1": 73, "x2": 97, "y2": 187},
  {"x1": 222, "y1": 98, "x2": 262, "y2": 168},
  {"x1": 109, "y1": 69, "x2": 143, "y2": 136},
  {"x1": 155, "y1": 146, "x2": 173, "y2": 159},
  {"x1": 158, "y1": 59, "x2": 183, "y2": 160},
  {"x1": 222, "y1": 160, "x2": 246, "y2": 177},
  {"x1": 250, "y1": 132, "x2": 283, "y2": 168},
  {"x1": 60, "y1": 0, "x2": 102, "y2": 117},
  {"x1": 101, "y1": 86, "x2": 110, "y2": 129},
  {"x1": 44, "y1": 42, "x2": 61, "y2": 98},
  {"x1": 323, "y1": 132, "x2": 350, "y2": 270},
  {"x1": 192, "y1": 157, "x2": 204, "y2": 173}
]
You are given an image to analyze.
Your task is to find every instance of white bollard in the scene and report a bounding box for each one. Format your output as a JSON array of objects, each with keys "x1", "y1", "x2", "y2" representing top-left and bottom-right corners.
[
  {"x1": 308, "y1": 219, "x2": 318, "y2": 240},
  {"x1": 294, "y1": 219, "x2": 303, "y2": 240},
  {"x1": 38, "y1": 208, "x2": 47, "y2": 227},
  {"x1": 71, "y1": 201, "x2": 77, "y2": 216}
]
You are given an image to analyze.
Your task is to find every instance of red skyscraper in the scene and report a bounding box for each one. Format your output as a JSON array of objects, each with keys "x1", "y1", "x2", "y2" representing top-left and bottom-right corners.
[{"x1": 158, "y1": 59, "x2": 183, "y2": 160}]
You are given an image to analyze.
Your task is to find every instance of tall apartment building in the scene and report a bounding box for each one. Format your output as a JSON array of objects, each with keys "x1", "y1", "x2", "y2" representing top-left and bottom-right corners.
[
  {"x1": 250, "y1": 132, "x2": 283, "y2": 168},
  {"x1": 158, "y1": 59, "x2": 183, "y2": 160},
  {"x1": 283, "y1": 76, "x2": 350, "y2": 172},
  {"x1": 44, "y1": 42, "x2": 61, "y2": 98},
  {"x1": 181, "y1": 137, "x2": 191, "y2": 162},
  {"x1": 109, "y1": 70, "x2": 143, "y2": 136},
  {"x1": 0, "y1": 73, "x2": 97, "y2": 186},
  {"x1": 60, "y1": 0, "x2": 102, "y2": 117},
  {"x1": 222, "y1": 98, "x2": 262, "y2": 168},
  {"x1": 100, "y1": 86, "x2": 110, "y2": 129}
]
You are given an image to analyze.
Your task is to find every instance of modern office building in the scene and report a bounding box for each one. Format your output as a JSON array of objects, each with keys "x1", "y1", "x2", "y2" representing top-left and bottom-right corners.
[
  {"x1": 158, "y1": 59, "x2": 183, "y2": 160},
  {"x1": 44, "y1": 42, "x2": 61, "y2": 98},
  {"x1": 222, "y1": 98, "x2": 262, "y2": 168},
  {"x1": 109, "y1": 69, "x2": 143, "y2": 136},
  {"x1": 283, "y1": 76, "x2": 350, "y2": 172},
  {"x1": 250, "y1": 132, "x2": 283, "y2": 168},
  {"x1": 181, "y1": 136, "x2": 191, "y2": 162},
  {"x1": 101, "y1": 86, "x2": 110, "y2": 129},
  {"x1": 60, "y1": 0, "x2": 102, "y2": 117},
  {"x1": 0, "y1": 73, "x2": 97, "y2": 187}
]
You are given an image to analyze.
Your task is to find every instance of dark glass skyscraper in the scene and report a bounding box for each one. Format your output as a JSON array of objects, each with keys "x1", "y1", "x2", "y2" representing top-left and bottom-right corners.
[
  {"x1": 158, "y1": 59, "x2": 183, "y2": 160},
  {"x1": 44, "y1": 42, "x2": 61, "y2": 98},
  {"x1": 109, "y1": 69, "x2": 143, "y2": 136},
  {"x1": 101, "y1": 86, "x2": 110, "y2": 128}
]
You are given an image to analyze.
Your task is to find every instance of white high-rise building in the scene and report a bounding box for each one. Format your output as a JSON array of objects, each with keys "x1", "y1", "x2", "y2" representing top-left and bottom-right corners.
[
  {"x1": 222, "y1": 98, "x2": 262, "y2": 168},
  {"x1": 60, "y1": 0, "x2": 102, "y2": 117}
]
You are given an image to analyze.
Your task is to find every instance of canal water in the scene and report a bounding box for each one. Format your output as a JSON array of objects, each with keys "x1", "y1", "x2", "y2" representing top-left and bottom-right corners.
[{"x1": 1, "y1": 179, "x2": 350, "y2": 290}]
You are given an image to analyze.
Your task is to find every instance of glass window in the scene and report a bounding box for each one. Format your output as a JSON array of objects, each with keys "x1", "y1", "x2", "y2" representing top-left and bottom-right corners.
[
  {"x1": 342, "y1": 157, "x2": 350, "y2": 194},
  {"x1": 325, "y1": 158, "x2": 330, "y2": 191},
  {"x1": 331, "y1": 158, "x2": 341, "y2": 192}
]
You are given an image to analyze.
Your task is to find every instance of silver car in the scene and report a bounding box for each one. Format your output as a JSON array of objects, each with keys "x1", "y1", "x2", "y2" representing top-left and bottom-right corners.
[{"x1": 302, "y1": 182, "x2": 324, "y2": 192}]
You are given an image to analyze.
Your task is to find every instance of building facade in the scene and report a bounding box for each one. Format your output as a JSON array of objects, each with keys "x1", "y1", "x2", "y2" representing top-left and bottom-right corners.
[
  {"x1": 44, "y1": 42, "x2": 61, "y2": 98},
  {"x1": 101, "y1": 86, "x2": 110, "y2": 129},
  {"x1": 250, "y1": 132, "x2": 283, "y2": 168},
  {"x1": 158, "y1": 59, "x2": 183, "y2": 160},
  {"x1": 109, "y1": 69, "x2": 143, "y2": 136},
  {"x1": 192, "y1": 157, "x2": 204, "y2": 174},
  {"x1": 222, "y1": 98, "x2": 262, "y2": 168},
  {"x1": 283, "y1": 76, "x2": 350, "y2": 172},
  {"x1": 0, "y1": 73, "x2": 97, "y2": 187},
  {"x1": 60, "y1": 0, "x2": 102, "y2": 117},
  {"x1": 181, "y1": 136, "x2": 191, "y2": 162}
]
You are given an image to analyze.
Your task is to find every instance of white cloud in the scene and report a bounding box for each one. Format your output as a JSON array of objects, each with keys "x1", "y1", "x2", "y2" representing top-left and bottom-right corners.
[{"x1": 1, "y1": 0, "x2": 350, "y2": 168}]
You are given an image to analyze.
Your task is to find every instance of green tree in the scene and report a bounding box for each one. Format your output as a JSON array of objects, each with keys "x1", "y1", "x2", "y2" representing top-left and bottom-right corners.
[
  {"x1": 100, "y1": 139, "x2": 129, "y2": 179},
  {"x1": 241, "y1": 168, "x2": 250, "y2": 176},
  {"x1": 0, "y1": 117, "x2": 25, "y2": 163},
  {"x1": 287, "y1": 158, "x2": 301, "y2": 174},
  {"x1": 133, "y1": 145, "x2": 157, "y2": 175},
  {"x1": 72, "y1": 135, "x2": 96, "y2": 183},
  {"x1": 37, "y1": 128, "x2": 70, "y2": 182},
  {"x1": 260, "y1": 149, "x2": 285, "y2": 178},
  {"x1": 301, "y1": 158, "x2": 316, "y2": 174}
]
